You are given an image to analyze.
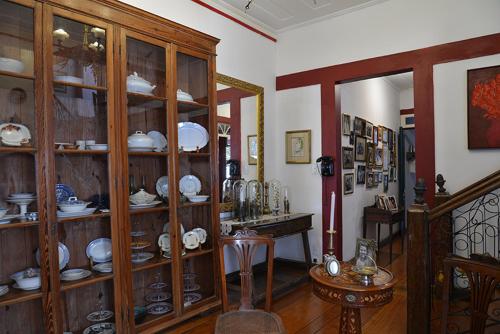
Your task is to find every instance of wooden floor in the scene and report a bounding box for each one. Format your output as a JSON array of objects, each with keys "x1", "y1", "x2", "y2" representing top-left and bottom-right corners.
[{"x1": 165, "y1": 237, "x2": 407, "y2": 334}]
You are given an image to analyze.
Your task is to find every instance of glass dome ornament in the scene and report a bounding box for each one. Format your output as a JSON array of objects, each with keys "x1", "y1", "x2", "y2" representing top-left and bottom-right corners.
[
  {"x1": 247, "y1": 180, "x2": 263, "y2": 220},
  {"x1": 233, "y1": 180, "x2": 247, "y2": 222},
  {"x1": 269, "y1": 179, "x2": 281, "y2": 216}
]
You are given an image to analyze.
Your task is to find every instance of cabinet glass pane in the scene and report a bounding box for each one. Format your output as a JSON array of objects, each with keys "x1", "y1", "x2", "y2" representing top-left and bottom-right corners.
[
  {"x1": 182, "y1": 253, "x2": 215, "y2": 310},
  {"x1": 0, "y1": 0, "x2": 34, "y2": 77}
]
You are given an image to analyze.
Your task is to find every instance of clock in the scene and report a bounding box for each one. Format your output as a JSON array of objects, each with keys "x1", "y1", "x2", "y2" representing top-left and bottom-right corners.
[{"x1": 323, "y1": 254, "x2": 341, "y2": 276}]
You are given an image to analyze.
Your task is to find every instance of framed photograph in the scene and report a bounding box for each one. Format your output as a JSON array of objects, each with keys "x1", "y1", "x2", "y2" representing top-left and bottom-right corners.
[
  {"x1": 373, "y1": 126, "x2": 378, "y2": 145},
  {"x1": 387, "y1": 195, "x2": 398, "y2": 212},
  {"x1": 383, "y1": 145, "x2": 389, "y2": 171},
  {"x1": 247, "y1": 135, "x2": 257, "y2": 165},
  {"x1": 467, "y1": 65, "x2": 500, "y2": 149},
  {"x1": 342, "y1": 114, "x2": 351, "y2": 136},
  {"x1": 286, "y1": 130, "x2": 311, "y2": 164},
  {"x1": 383, "y1": 174, "x2": 389, "y2": 192},
  {"x1": 354, "y1": 136, "x2": 367, "y2": 161},
  {"x1": 344, "y1": 173, "x2": 354, "y2": 194},
  {"x1": 342, "y1": 147, "x2": 354, "y2": 169},
  {"x1": 366, "y1": 143, "x2": 375, "y2": 167},
  {"x1": 355, "y1": 238, "x2": 377, "y2": 264},
  {"x1": 393, "y1": 166, "x2": 398, "y2": 182},
  {"x1": 375, "y1": 148, "x2": 383, "y2": 167},
  {"x1": 365, "y1": 122, "x2": 373, "y2": 139},
  {"x1": 391, "y1": 146, "x2": 397, "y2": 167},
  {"x1": 349, "y1": 131, "x2": 355, "y2": 145},
  {"x1": 389, "y1": 166, "x2": 395, "y2": 181},
  {"x1": 378, "y1": 171, "x2": 383, "y2": 183},
  {"x1": 382, "y1": 127, "x2": 389, "y2": 143},
  {"x1": 401, "y1": 114, "x2": 415, "y2": 129},
  {"x1": 356, "y1": 165, "x2": 366, "y2": 185},
  {"x1": 378, "y1": 126, "x2": 384, "y2": 142},
  {"x1": 388, "y1": 128, "x2": 393, "y2": 150},
  {"x1": 353, "y1": 117, "x2": 365, "y2": 136},
  {"x1": 375, "y1": 194, "x2": 387, "y2": 209},
  {"x1": 366, "y1": 171, "x2": 375, "y2": 188}
]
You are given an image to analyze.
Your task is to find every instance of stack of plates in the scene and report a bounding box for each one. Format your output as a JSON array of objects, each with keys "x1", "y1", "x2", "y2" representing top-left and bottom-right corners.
[
  {"x1": 57, "y1": 207, "x2": 97, "y2": 218},
  {"x1": 0, "y1": 285, "x2": 9, "y2": 297},
  {"x1": 60, "y1": 269, "x2": 92, "y2": 281},
  {"x1": 129, "y1": 201, "x2": 162, "y2": 209},
  {"x1": 0, "y1": 214, "x2": 21, "y2": 225},
  {"x1": 93, "y1": 262, "x2": 113, "y2": 273},
  {"x1": 7, "y1": 193, "x2": 36, "y2": 204}
]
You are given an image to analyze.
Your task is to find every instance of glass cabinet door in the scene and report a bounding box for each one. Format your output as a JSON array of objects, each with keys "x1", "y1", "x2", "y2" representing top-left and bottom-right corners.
[
  {"x1": 47, "y1": 9, "x2": 119, "y2": 334},
  {"x1": 0, "y1": 1, "x2": 45, "y2": 333},
  {"x1": 175, "y1": 49, "x2": 217, "y2": 312},
  {"x1": 121, "y1": 30, "x2": 175, "y2": 331}
]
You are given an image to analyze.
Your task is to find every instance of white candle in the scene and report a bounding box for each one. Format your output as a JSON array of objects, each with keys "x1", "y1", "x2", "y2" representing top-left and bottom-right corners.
[{"x1": 329, "y1": 191, "x2": 335, "y2": 232}]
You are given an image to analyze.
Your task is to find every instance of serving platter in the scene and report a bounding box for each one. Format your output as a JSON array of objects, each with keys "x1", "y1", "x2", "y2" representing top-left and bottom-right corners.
[
  {"x1": 57, "y1": 207, "x2": 97, "y2": 218},
  {"x1": 177, "y1": 122, "x2": 208, "y2": 151},
  {"x1": 179, "y1": 175, "x2": 201, "y2": 195},
  {"x1": 147, "y1": 131, "x2": 167, "y2": 152},
  {"x1": 86, "y1": 238, "x2": 112, "y2": 263},
  {"x1": 0, "y1": 123, "x2": 31, "y2": 146},
  {"x1": 60, "y1": 269, "x2": 92, "y2": 281}
]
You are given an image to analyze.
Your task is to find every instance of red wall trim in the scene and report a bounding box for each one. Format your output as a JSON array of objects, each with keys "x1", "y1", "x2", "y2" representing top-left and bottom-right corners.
[
  {"x1": 400, "y1": 108, "x2": 415, "y2": 115},
  {"x1": 191, "y1": 0, "x2": 277, "y2": 43}
]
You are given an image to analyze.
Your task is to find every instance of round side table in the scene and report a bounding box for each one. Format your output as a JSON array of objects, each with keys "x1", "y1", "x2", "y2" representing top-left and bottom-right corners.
[{"x1": 309, "y1": 263, "x2": 396, "y2": 334}]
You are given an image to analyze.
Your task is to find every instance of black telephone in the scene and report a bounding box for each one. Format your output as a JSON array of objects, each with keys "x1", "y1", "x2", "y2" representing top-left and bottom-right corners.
[{"x1": 316, "y1": 156, "x2": 334, "y2": 176}]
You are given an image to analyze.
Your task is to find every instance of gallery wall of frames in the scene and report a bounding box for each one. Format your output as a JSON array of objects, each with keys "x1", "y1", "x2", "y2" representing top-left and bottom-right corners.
[{"x1": 0, "y1": 0, "x2": 220, "y2": 333}]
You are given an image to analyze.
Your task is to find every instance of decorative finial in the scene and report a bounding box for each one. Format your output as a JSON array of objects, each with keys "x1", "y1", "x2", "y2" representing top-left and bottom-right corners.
[
  {"x1": 436, "y1": 174, "x2": 446, "y2": 193},
  {"x1": 414, "y1": 178, "x2": 427, "y2": 204}
]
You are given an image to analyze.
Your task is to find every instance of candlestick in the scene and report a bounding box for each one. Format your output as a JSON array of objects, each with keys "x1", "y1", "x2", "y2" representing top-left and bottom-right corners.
[
  {"x1": 326, "y1": 229, "x2": 336, "y2": 256},
  {"x1": 329, "y1": 191, "x2": 335, "y2": 231}
]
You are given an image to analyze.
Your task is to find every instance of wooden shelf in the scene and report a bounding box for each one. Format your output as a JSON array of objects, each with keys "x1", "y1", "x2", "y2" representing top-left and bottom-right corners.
[
  {"x1": 53, "y1": 80, "x2": 107, "y2": 91},
  {"x1": 182, "y1": 248, "x2": 213, "y2": 260},
  {"x1": 177, "y1": 100, "x2": 209, "y2": 113},
  {"x1": 132, "y1": 254, "x2": 172, "y2": 272},
  {"x1": 0, "y1": 220, "x2": 39, "y2": 230},
  {"x1": 178, "y1": 152, "x2": 210, "y2": 158},
  {"x1": 136, "y1": 311, "x2": 176, "y2": 331},
  {"x1": 0, "y1": 70, "x2": 34, "y2": 80},
  {"x1": 129, "y1": 205, "x2": 169, "y2": 215},
  {"x1": 0, "y1": 146, "x2": 36, "y2": 154},
  {"x1": 179, "y1": 201, "x2": 211, "y2": 209},
  {"x1": 57, "y1": 212, "x2": 111, "y2": 223},
  {"x1": 55, "y1": 149, "x2": 109, "y2": 155},
  {"x1": 0, "y1": 288, "x2": 42, "y2": 307},
  {"x1": 128, "y1": 151, "x2": 168, "y2": 157},
  {"x1": 127, "y1": 92, "x2": 167, "y2": 108},
  {"x1": 60, "y1": 271, "x2": 114, "y2": 292}
]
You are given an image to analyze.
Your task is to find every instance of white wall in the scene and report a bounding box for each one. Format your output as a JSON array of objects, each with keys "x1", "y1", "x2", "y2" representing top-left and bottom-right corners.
[
  {"x1": 340, "y1": 78, "x2": 401, "y2": 260},
  {"x1": 400, "y1": 88, "x2": 414, "y2": 110},
  {"x1": 240, "y1": 95, "x2": 257, "y2": 180},
  {"x1": 434, "y1": 54, "x2": 500, "y2": 193}
]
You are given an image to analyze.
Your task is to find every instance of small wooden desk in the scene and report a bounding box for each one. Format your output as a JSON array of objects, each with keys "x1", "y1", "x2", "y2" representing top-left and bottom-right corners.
[
  {"x1": 363, "y1": 207, "x2": 404, "y2": 264},
  {"x1": 310, "y1": 263, "x2": 396, "y2": 334}
]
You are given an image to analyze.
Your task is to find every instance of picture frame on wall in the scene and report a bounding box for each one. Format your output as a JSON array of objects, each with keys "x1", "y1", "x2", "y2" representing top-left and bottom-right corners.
[
  {"x1": 365, "y1": 122, "x2": 373, "y2": 139},
  {"x1": 349, "y1": 131, "x2": 355, "y2": 145},
  {"x1": 383, "y1": 174, "x2": 389, "y2": 192},
  {"x1": 375, "y1": 148, "x2": 383, "y2": 167},
  {"x1": 366, "y1": 171, "x2": 375, "y2": 188},
  {"x1": 388, "y1": 129, "x2": 393, "y2": 150},
  {"x1": 344, "y1": 173, "x2": 354, "y2": 194},
  {"x1": 467, "y1": 65, "x2": 500, "y2": 149},
  {"x1": 382, "y1": 127, "x2": 389, "y2": 143},
  {"x1": 366, "y1": 143, "x2": 375, "y2": 168},
  {"x1": 247, "y1": 135, "x2": 258, "y2": 165},
  {"x1": 373, "y1": 126, "x2": 378, "y2": 145},
  {"x1": 286, "y1": 130, "x2": 311, "y2": 164},
  {"x1": 356, "y1": 165, "x2": 366, "y2": 185},
  {"x1": 342, "y1": 114, "x2": 351, "y2": 136},
  {"x1": 378, "y1": 125, "x2": 384, "y2": 142},
  {"x1": 342, "y1": 146, "x2": 354, "y2": 169},
  {"x1": 389, "y1": 166, "x2": 395, "y2": 182},
  {"x1": 354, "y1": 135, "x2": 367, "y2": 161},
  {"x1": 383, "y1": 144, "x2": 390, "y2": 171},
  {"x1": 353, "y1": 117, "x2": 366, "y2": 136}
]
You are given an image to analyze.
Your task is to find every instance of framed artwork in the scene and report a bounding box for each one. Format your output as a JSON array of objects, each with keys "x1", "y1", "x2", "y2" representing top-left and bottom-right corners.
[
  {"x1": 286, "y1": 130, "x2": 311, "y2": 164},
  {"x1": 366, "y1": 171, "x2": 375, "y2": 188},
  {"x1": 366, "y1": 143, "x2": 375, "y2": 167},
  {"x1": 375, "y1": 148, "x2": 383, "y2": 167},
  {"x1": 354, "y1": 136, "x2": 367, "y2": 161},
  {"x1": 373, "y1": 172, "x2": 380, "y2": 186},
  {"x1": 387, "y1": 195, "x2": 398, "y2": 212},
  {"x1": 342, "y1": 146, "x2": 354, "y2": 169},
  {"x1": 349, "y1": 131, "x2": 355, "y2": 145},
  {"x1": 373, "y1": 126, "x2": 378, "y2": 145},
  {"x1": 383, "y1": 144, "x2": 389, "y2": 171},
  {"x1": 383, "y1": 174, "x2": 389, "y2": 192},
  {"x1": 247, "y1": 135, "x2": 257, "y2": 165},
  {"x1": 365, "y1": 122, "x2": 373, "y2": 139},
  {"x1": 355, "y1": 238, "x2": 377, "y2": 264},
  {"x1": 467, "y1": 65, "x2": 500, "y2": 149},
  {"x1": 391, "y1": 146, "x2": 397, "y2": 167},
  {"x1": 376, "y1": 194, "x2": 387, "y2": 210},
  {"x1": 389, "y1": 166, "x2": 395, "y2": 181},
  {"x1": 353, "y1": 117, "x2": 365, "y2": 136},
  {"x1": 378, "y1": 125, "x2": 384, "y2": 142},
  {"x1": 342, "y1": 114, "x2": 351, "y2": 136},
  {"x1": 356, "y1": 165, "x2": 366, "y2": 185},
  {"x1": 382, "y1": 127, "x2": 389, "y2": 143},
  {"x1": 344, "y1": 173, "x2": 354, "y2": 194},
  {"x1": 388, "y1": 129, "x2": 393, "y2": 150},
  {"x1": 378, "y1": 171, "x2": 383, "y2": 183}
]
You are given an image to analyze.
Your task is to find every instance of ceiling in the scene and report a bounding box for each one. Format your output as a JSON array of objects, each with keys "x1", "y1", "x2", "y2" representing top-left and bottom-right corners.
[
  {"x1": 209, "y1": 0, "x2": 388, "y2": 32},
  {"x1": 385, "y1": 72, "x2": 414, "y2": 91}
]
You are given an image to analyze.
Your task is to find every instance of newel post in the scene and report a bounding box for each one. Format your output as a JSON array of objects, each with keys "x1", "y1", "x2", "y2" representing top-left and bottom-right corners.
[{"x1": 407, "y1": 178, "x2": 431, "y2": 334}]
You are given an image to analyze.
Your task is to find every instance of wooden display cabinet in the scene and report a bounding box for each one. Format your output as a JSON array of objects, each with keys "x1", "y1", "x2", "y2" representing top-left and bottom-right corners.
[{"x1": 0, "y1": 0, "x2": 219, "y2": 333}]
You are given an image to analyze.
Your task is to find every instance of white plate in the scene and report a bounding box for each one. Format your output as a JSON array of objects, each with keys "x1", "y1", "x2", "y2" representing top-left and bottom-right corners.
[
  {"x1": 0, "y1": 214, "x2": 20, "y2": 224},
  {"x1": 93, "y1": 262, "x2": 113, "y2": 273},
  {"x1": 155, "y1": 176, "x2": 168, "y2": 198},
  {"x1": 9, "y1": 193, "x2": 36, "y2": 198},
  {"x1": 60, "y1": 269, "x2": 91, "y2": 281},
  {"x1": 129, "y1": 201, "x2": 162, "y2": 209},
  {"x1": 147, "y1": 131, "x2": 167, "y2": 152},
  {"x1": 87, "y1": 144, "x2": 108, "y2": 151},
  {"x1": 158, "y1": 233, "x2": 170, "y2": 253},
  {"x1": 163, "y1": 222, "x2": 185, "y2": 236},
  {"x1": 128, "y1": 146, "x2": 154, "y2": 152},
  {"x1": 82, "y1": 322, "x2": 115, "y2": 334},
  {"x1": 177, "y1": 122, "x2": 208, "y2": 151},
  {"x1": 146, "y1": 302, "x2": 172, "y2": 315},
  {"x1": 86, "y1": 310, "x2": 114, "y2": 322},
  {"x1": 57, "y1": 207, "x2": 97, "y2": 218},
  {"x1": 0, "y1": 123, "x2": 31, "y2": 146},
  {"x1": 184, "y1": 292, "x2": 202, "y2": 304},
  {"x1": 13, "y1": 283, "x2": 40, "y2": 291},
  {"x1": 131, "y1": 252, "x2": 154, "y2": 263},
  {"x1": 145, "y1": 291, "x2": 171, "y2": 303},
  {"x1": 36, "y1": 242, "x2": 69, "y2": 270},
  {"x1": 179, "y1": 175, "x2": 201, "y2": 195},
  {"x1": 192, "y1": 228, "x2": 207, "y2": 244},
  {"x1": 86, "y1": 238, "x2": 112, "y2": 263},
  {"x1": 182, "y1": 231, "x2": 200, "y2": 250}
]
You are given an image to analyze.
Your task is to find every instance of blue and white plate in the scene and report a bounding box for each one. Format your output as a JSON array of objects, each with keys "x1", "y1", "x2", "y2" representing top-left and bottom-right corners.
[
  {"x1": 56, "y1": 184, "x2": 75, "y2": 203},
  {"x1": 36, "y1": 242, "x2": 70, "y2": 270}
]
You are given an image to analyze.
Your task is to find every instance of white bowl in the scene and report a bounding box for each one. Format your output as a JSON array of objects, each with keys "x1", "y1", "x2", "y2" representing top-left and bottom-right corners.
[
  {"x1": 0, "y1": 208, "x2": 7, "y2": 219},
  {"x1": 0, "y1": 57, "x2": 25, "y2": 74},
  {"x1": 187, "y1": 195, "x2": 209, "y2": 203},
  {"x1": 9, "y1": 193, "x2": 35, "y2": 198},
  {"x1": 10, "y1": 268, "x2": 40, "y2": 281},
  {"x1": 58, "y1": 197, "x2": 91, "y2": 212},
  {"x1": 62, "y1": 269, "x2": 84, "y2": 278},
  {"x1": 15, "y1": 275, "x2": 41, "y2": 289},
  {"x1": 87, "y1": 144, "x2": 108, "y2": 150}
]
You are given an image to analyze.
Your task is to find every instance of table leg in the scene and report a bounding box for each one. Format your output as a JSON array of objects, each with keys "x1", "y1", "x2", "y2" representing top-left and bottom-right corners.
[
  {"x1": 301, "y1": 230, "x2": 312, "y2": 268},
  {"x1": 339, "y1": 306, "x2": 362, "y2": 334}
]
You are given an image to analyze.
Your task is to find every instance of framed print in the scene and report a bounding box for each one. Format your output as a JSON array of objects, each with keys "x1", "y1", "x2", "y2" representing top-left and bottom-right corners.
[
  {"x1": 344, "y1": 173, "x2": 354, "y2": 194},
  {"x1": 383, "y1": 144, "x2": 389, "y2": 171},
  {"x1": 356, "y1": 165, "x2": 366, "y2": 185},
  {"x1": 342, "y1": 114, "x2": 351, "y2": 136},
  {"x1": 378, "y1": 171, "x2": 383, "y2": 183},
  {"x1": 388, "y1": 129, "x2": 393, "y2": 150},
  {"x1": 376, "y1": 194, "x2": 387, "y2": 210},
  {"x1": 375, "y1": 148, "x2": 383, "y2": 167},
  {"x1": 365, "y1": 122, "x2": 373, "y2": 139},
  {"x1": 467, "y1": 65, "x2": 500, "y2": 149},
  {"x1": 383, "y1": 174, "x2": 389, "y2": 192},
  {"x1": 342, "y1": 146, "x2": 354, "y2": 169},
  {"x1": 353, "y1": 117, "x2": 365, "y2": 136},
  {"x1": 401, "y1": 114, "x2": 415, "y2": 129},
  {"x1": 382, "y1": 127, "x2": 389, "y2": 143},
  {"x1": 366, "y1": 171, "x2": 375, "y2": 188},
  {"x1": 378, "y1": 125, "x2": 384, "y2": 142},
  {"x1": 286, "y1": 130, "x2": 311, "y2": 164},
  {"x1": 349, "y1": 131, "x2": 355, "y2": 145},
  {"x1": 247, "y1": 135, "x2": 257, "y2": 165},
  {"x1": 366, "y1": 143, "x2": 375, "y2": 167},
  {"x1": 373, "y1": 126, "x2": 378, "y2": 145},
  {"x1": 389, "y1": 166, "x2": 395, "y2": 181},
  {"x1": 354, "y1": 136, "x2": 367, "y2": 161},
  {"x1": 355, "y1": 238, "x2": 377, "y2": 264},
  {"x1": 387, "y1": 195, "x2": 398, "y2": 212}
]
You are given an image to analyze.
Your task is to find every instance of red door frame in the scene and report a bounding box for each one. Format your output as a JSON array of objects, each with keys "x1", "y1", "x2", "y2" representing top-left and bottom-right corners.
[{"x1": 276, "y1": 33, "x2": 500, "y2": 258}]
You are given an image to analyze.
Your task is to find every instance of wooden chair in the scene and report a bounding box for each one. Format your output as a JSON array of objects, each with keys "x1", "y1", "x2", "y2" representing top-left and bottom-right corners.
[
  {"x1": 215, "y1": 228, "x2": 287, "y2": 334},
  {"x1": 441, "y1": 255, "x2": 500, "y2": 334}
]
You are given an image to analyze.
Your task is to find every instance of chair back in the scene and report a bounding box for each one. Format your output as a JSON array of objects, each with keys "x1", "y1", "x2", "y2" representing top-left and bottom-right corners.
[
  {"x1": 441, "y1": 255, "x2": 500, "y2": 334},
  {"x1": 218, "y1": 228, "x2": 275, "y2": 313}
]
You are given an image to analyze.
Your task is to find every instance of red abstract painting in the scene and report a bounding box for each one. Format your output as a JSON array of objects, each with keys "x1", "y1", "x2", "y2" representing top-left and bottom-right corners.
[{"x1": 467, "y1": 65, "x2": 500, "y2": 149}]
